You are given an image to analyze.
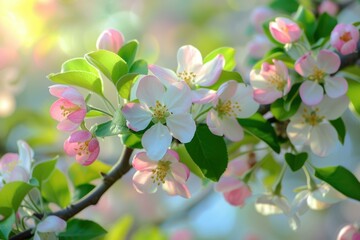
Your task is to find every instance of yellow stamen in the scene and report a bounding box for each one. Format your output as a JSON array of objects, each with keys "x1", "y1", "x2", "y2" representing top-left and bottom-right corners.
[
  {"x1": 215, "y1": 99, "x2": 241, "y2": 118},
  {"x1": 177, "y1": 71, "x2": 196, "y2": 88},
  {"x1": 151, "y1": 160, "x2": 171, "y2": 185},
  {"x1": 150, "y1": 100, "x2": 170, "y2": 124},
  {"x1": 302, "y1": 107, "x2": 324, "y2": 126}
]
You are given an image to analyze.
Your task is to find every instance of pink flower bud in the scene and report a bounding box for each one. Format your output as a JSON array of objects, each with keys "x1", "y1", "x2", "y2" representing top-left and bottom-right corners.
[
  {"x1": 215, "y1": 176, "x2": 251, "y2": 207},
  {"x1": 337, "y1": 224, "x2": 360, "y2": 240},
  {"x1": 269, "y1": 17, "x2": 302, "y2": 44},
  {"x1": 64, "y1": 130, "x2": 100, "y2": 166},
  {"x1": 96, "y1": 29, "x2": 125, "y2": 53},
  {"x1": 318, "y1": 0, "x2": 339, "y2": 16},
  {"x1": 331, "y1": 23, "x2": 359, "y2": 55},
  {"x1": 250, "y1": 7, "x2": 274, "y2": 33}
]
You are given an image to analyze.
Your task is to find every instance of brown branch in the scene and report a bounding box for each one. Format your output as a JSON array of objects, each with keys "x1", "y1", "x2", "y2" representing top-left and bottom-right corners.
[{"x1": 10, "y1": 147, "x2": 134, "y2": 240}]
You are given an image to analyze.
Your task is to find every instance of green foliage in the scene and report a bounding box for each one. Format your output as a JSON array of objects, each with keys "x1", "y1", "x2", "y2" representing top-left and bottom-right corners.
[
  {"x1": 314, "y1": 13, "x2": 337, "y2": 42},
  {"x1": 95, "y1": 109, "x2": 128, "y2": 137},
  {"x1": 252, "y1": 51, "x2": 294, "y2": 70},
  {"x1": 176, "y1": 144, "x2": 205, "y2": 179},
  {"x1": 117, "y1": 73, "x2": 139, "y2": 99},
  {"x1": 59, "y1": 219, "x2": 107, "y2": 240},
  {"x1": 48, "y1": 71, "x2": 104, "y2": 96},
  {"x1": 285, "y1": 152, "x2": 308, "y2": 172},
  {"x1": 0, "y1": 208, "x2": 15, "y2": 240},
  {"x1": 118, "y1": 40, "x2": 139, "y2": 66},
  {"x1": 72, "y1": 184, "x2": 96, "y2": 202},
  {"x1": 0, "y1": 182, "x2": 36, "y2": 210},
  {"x1": 204, "y1": 47, "x2": 236, "y2": 71},
  {"x1": 61, "y1": 58, "x2": 99, "y2": 75},
  {"x1": 293, "y1": 6, "x2": 316, "y2": 43},
  {"x1": 329, "y1": 118, "x2": 346, "y2": 145},
  {"x1": 209, "y1": 70, "x2": 243, "y2": 90},
  {"x1": 31, "y1": 158, "x2": 58, "y2": 188},
  {"x1": 269, "y1": 0, "x2": 299, "y2": 14},
  {"x1": 130, "y1": 60, "x2": 148, "y2": 75},
  {"x1": 315, "y1": 166, "x2": 360, "y2": 201},
  {"x1": 104, "y1": 215, "x2": 133, "y2": 240},
  {"x1": 271, "y1": 83, "x2": 301, "y2": 121},
  {"x1": 343, "y1": 68, "x2": 360, "y2": 116},
  {"x1": 42, "y1": 169, "x2": 71, "y2": 208},
  {"x1": 68, "y1": 161, "x2": 111, "y2": 187},
  {"x1": 238, "y1": 113, "x2": 281, "y2": 153},
  {"x1": 185, "y1": 124, "x2": 228, "y2": 181},
  {"x1": 131, "y1": 225, "x2": 167, "y2": 240},
  {"x1": 121, "y1": 132, "x2": 143, "y2": 149},
  {"x1": 85, "y1": 50, "x2": 128, "y2": 84}
]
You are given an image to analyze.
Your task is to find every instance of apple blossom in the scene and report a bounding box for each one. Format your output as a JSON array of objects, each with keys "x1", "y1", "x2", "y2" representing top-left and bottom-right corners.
[
  {"x1": 286, "y1": 95, "x2": 349, "y2": 157},
  {"x1": 132, "y1": 150, "x2": 191, "y2": 198},
  {"x1": 149, "y1": 45, "x2": 224, "y2": 103},
  {"x1": 206, "y1": 80, "x2": 259, "y2": 141},
  {"x1": 318, "y1": 0, "x2": 339, "y2": 16},
  {"x1": 250, "y1": 59, "x2": 291, "y2": 104},
  {"x1": 49, "y1": 85, "x2": 87, "y2": 132},
  {"x1": 64, "y1": 130, "x2": 100, "y2": 166},
  {"x1": 269, "y1": 17, "x2": 302, "y2": 44},
  {"x1": 122, "y1": 75, "x2": 195, "y2": 160},
  {"x1": 247, "y1": 35, "x2": 272, "y2": 59},
  {"x1": 34, "y1": 215, "x2": 67, "y2": 240},
  {"x1": 337, "y1": 224, "x2": 360, "y2": 240},
  {"x1": 250, "y1": 6, "x2": 274, "y2": 33},
  {"x1": 0, "y1": 140, "x2": 33, "y2": 188},
  {"x1": 96, "y1": 28, "x2": 125, "y2": 53},
  {"x1": 331, "y1": 23, "x2": 359, "y2": 55},
  {"x1": 295, "y1": 50, "x2": 348, "y2": 105}
]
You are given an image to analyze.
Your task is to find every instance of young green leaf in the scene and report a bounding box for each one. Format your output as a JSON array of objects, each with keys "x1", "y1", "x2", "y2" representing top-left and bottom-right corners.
[
  {"x1": 68, "y1": 161, "x2": 111, "y2": 187},
  {"x1": 204, "y1": 47, "x2": 236, "y2": 71},
  {"x1": 271, "y1": 83, "x2": 301, "y2": 121},
  {"x1": 0, "y1": 208, "x2": 15, "y2": 240},
  {"x1": 329, "y1": 118, "x2": 346, "y2": 145},
  {"x1": 0, "y1": 182, "x2": 36, "y2": 210},
  {"x1": 118, "y1": 40, "x2": 139, "y2": 66},
  {"x1": 185, "y1": 124, "x2": 228, "y2": 181},
  {"x1": 209, "y1": 70, "x2": 243, "y2": 90},
  {"x1": 42, "y1": 169, "x2": 71, "y2": 208},
  {"x1": 285, "y1": 152, "x2": 308, "y2": 172},
  {"x1": 346, "y1": 78, "x2": 360, "y2": 115},
  {"x1": 116, "y1": 73, "x2": 139, "y2": 99},
  {"x1": 121, "y1": 132, "x2": 143, "y2": 149},
  {"x1": 130, "y1": 59, "x2": 148, "y2": 75},
  {"x1": 31, "y1": 157, "x2": 58, "y2": 187},
  {"x1": 269, "y1": 0, "x2": 299, "y2": 14},
  {"x1": 94, "y1": 109, "x2": 128, "y2": 137},
  {"x1": 293, "y1": 6, "x2": 316, "y2": 43},
  {"x1": 59, "y1": 219, "x2": 107, "y2": 240},
  {"x1": 314, "y1": 13, "x2": 337, "y2": 41},
  {"x1": 315, "y1": 166, "x2": 360, "y2": 201},
  {"x1": 61, "y1": 58, "x2": 99, "y2": 75}
]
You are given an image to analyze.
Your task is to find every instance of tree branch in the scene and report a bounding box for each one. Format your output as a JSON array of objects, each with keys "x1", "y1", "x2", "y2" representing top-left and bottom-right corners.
[{"x1": 10, "y1": 147, "x2": 134, "y2": 240}]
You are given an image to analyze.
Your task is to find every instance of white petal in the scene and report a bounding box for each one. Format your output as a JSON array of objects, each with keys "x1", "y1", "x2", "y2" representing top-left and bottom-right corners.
[
  {"x1": 222, "y1": 117, "x2": 244, "y2": 141},
  {"x1": 191, "y1": 88, "x2": 217, "y2": 104},
  {"x1": 164, "y1": 82, "x2": 192, "y2": 114},
  {"x1": 37, "y1": 216, "x2": 67, "y2": 233},
  {"x1": 166, "y1": 113, "x2": 196, "y2": 143},
  {"x1": 196, "y1": 55, "x2": 224, "y2": 86},
  {"x1": 142, "y1": 123, "x2": 172, "y2": 160},
  {"x1": 309, "y1": 123, "x2": 338, "y2": 157},
  {"x1": 299, "y1": 81, "x2": 323, "y2": 106},
  {"x1": 9, "y1": 166, "x2": 30, "y2": 182},
  {"x1": 318, "y1": 95, "x2": 349, "y2": 120},
  {"x1": 206, "y1": 109, "x2": 224, "y2": 137},
  {"x1": 287, "y1": 119, "x2": 311, "y2": 145},
  {"x1": 250, "y1": 69, "x2": 271, "y2": 89},
  {"x1": 17, "y1": 140, "x2": 33, "y2": 173},
  {"x1": 163, "y1": 177, "x2": 191, "y2": 198},
  {"x1": 148, "y1": 64, "x2": 179, "y2": 87},
  {"x1": 324, "y1": 76, "x2": 348, "y2": 99},
  {"x1": 177, "y1": 45, "x2": 202, "y2": 73},
  {"x1": 232, "y1": 83, "x2": 259, "y2": 118},
  {"x1": 133, "y1": 170, "x2": 157, "y2": 193},
  {"x1": 122, "y1": 103, "x2": 152, "y2": 131},
  {"x1": 218, "y1": 80, "x2": 237, "y2": 100},
  {"x1": 307, "y1": 194, "x2": 330, "y2": 210},
  {"x1": 136, "y1": 75, "x2": 165, "y2": 107},
  {"x1": 292, "y1": 191, "x2": 310, "y2": 216},
  {"x1": 170, "y1": 162, "x2": 189, "y2": 184}
]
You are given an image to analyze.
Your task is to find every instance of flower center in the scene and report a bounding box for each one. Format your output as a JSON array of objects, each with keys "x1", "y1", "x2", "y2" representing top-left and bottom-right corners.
[
  {"x1": 215, "y1": 99, "x2": 241, "y2": 118},
  {"x1": 268, "y1": 74, "x2": 286, "y2": 91},
  {"x1": 177, "y1": 71, "x2": 196, "y2": 88},
  {"x1": 74, "y1": 141, "x2": 90, "y2": 156},
  {"x1": 308, "y1": 67, "x2": 325, "y2": 82},
  {"x1": 2, "y1": 160, "x2": 18, "y2": 174},
  {"x1": 151, "y1": 160, "x2": 171, "y2": 185},
  {"x1": 340, "y1": 32, "x2": 352, "y2": 42},
  {"x1": 151, "y1": 100, "x2": 170, "y2": 124},
  {"x1": 60, "y1": 105, "x2": 80, "y2": 117},
  {"x1": 302, "y1": 107, "x2": 324, "y2": 126}
]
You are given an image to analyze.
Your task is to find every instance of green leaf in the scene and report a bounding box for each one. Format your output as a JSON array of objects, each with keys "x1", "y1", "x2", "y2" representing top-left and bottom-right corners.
[
  {"x1": 285, "y1": 152, "x2": 308, "y2": 172},
  {"x1": 130, "y1": 59, "x2": 148, "y2": 74},
  {"x1": 341, "y1": 66, "x2": 360, "y2": 83},
  {"x1": 72, "y1": 184, "x2": 95, "y2": 202},
  {"x1": 329, "y1": 118, "x2": 346, "y2": 145},
  {"x1": 252, "y1": 51, "x2": 294, "y2": 70},
  {"x1": 0, "y1": 182, "x2": 36, "y2": 210},
  {"x1": 314, "y1": 13, "x2": 337, "y2": 41},
  {"x1": 269, "y1": 0, "x2": 299, "y2": 13},
  {"x1": 118, "y1": 40, "x2": 139, "y2": 66},
  {"x1": 176, "y1": 144, "x2": 205, "y2": 179},
  {"x1": 0, "y1": 208, "x2": 15, "y2": 240},
  {"x1": 209, "y1": 70, "x2": 243, "y2": 90},
  {"x1": 204, "y1": 47, "x2": 236, "y2": 71},
  {"x1": 48, "y1": 71, "x2": 104, "y2": 96},
  {"x1": 68, "y1": 161, "x2": 111, "y2": 187},
  {"x1": 116, "y1": 73, "x2": 139, "y2": 99},
  {"x1": 271, "y1": 83, "x2": 301, "y2": 121},
  {"x1": 185, "y1": 124, "x2": 228, "y2": 181},
  {"x1": 346, "y1": 78, "x2": 360, "y2": 115},
  {"x1": 132, "y1": 225, "x2": 166, "y2": 240},
  {"x1": 31, "y1": 157, "x2": 58, "y2": 188},
  {"x1": 42, "y1": 169, "x2": 71, "y2": 208},
  {"x1": 293, "y1": 6, "x2": 316, "y2": 43},
  {"x1": 238, "y1": 113, "x2": 281, "y2": 153},
  {"x1": 59, "y1": 219, "x2": 107, "y2": 240},
  {"x1": 61, "y1": 58, "x2": 99, "y2": 75},
  {"x1": 104, "y1": 215, "x2": 133, "y2": 240},
  {"x1": 121, "y1": 132, "x2": 143, "y2": 149},
  {"x1": 95, "y1": 109, "x2": 127, "y2": 137},
  {"x1": 85, "y1": 50, "x2": 128, "y2": 84},
  {"x1": 315, "y1": 166, "x2": 360, "y2": 201}
]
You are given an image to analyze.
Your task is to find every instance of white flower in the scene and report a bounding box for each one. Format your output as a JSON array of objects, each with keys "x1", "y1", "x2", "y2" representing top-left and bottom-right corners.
[{"x1": 34, "y1": 216, "x2": 67, "y2": 240}]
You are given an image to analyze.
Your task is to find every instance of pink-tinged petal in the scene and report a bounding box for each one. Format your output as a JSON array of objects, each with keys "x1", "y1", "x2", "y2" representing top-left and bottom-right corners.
[
  {"x1": 68, "y1": 130, "x2": 92, "y2": 143},
  {"x1": 165, "y1": 149, "x2": 180, "y2": 162},
  {"x1": 318, "y1": 95, "x2": 349, "y2": 120},
  {"x1": 324, "y1": 76, "x2": 348, "y2": 99},
  {"x1": 67, "y1": 109, "x2": 86, "y2": 123},
  {"x1": 233, "y1": 84, "x2": 259, "y2": 118},
  {"x1": 133, "y1": 170, "x2": 157, "y2": 193},
  {"x1": 0, "y1": 153, "x2": 19, "y2": 173},
  {"x1": 215, "y1": 176, "x2": 243, "y2": 192},
  {"x1": 196, "y1": 55, "x2": 224, "y2": 86},
  {"x1": 60, "y1": 87, "x2": 85, "y2": 106},
  {"x1": 170, "y1": 161, "x2": 189, "y2": 183},
  {"x1": 227, "y1": 158, "x2": 250, "y2": 177},
  {"x1": 341, "y1": 40, "x2": 357, "y2": 55},
  {"x1": 8, "y1": 166, "x2": 30, "y2": 182},
  {"x1": 166, "y1": 113, "x2": 195, "y2": 143},
  {"x1": 299, "y1": 81, "x2": 323, "y2": 106},
  {"x1": 217, "y1": 80, "x2": 237, "y2": 100},
  {"x1": 49, "y1": 99, "x2": 73, "y2": 121},
  {"x1": 253, "y1": 88, "x2": 282, "y2": 104},
  {"x1": 142, "y1": 123, "x2": 172, "y2": 160},
  {"x1": 49, "y1": 85, "x2": 70, "y2": 98},
  {"x1": 88, "y1": 138, "x2": 99, "y2": 152},
  {"x1": 309, "y1": 123, "x2": 338, "y2": 157},
  {"x1": 206, "y1": 109, "x2": 224, "y2": 137},
  {"x1": 317, "y1": 50, "x2": 340, "y2": 74},
  {"x1": 81, "y1": 147, "x2": 99, "y2": 166},
  {"x1": 122, "y1": 103, "x2": 152, "y2": 131},
  {"x1": 136, "y1": 75, "x2": 165, "y2": 107},
  {"x1": 163, "y1": 177, "x2": 191, "y2": 198},
  {"x1": 337, "y1": 225, "x2": 360, "y2": 240},
  {"x1": 177, "y1": 45, "x2": 203, "y2": 73},
  {"x1": 37, "y1": 215, "x2": 67, "y2": 233},
  {"x1": 57, "y1": 120, "x2": 79, "y2": 132},
  {"x1": 223, "y1": 184, "x2": 251, "y2": 207},
  {"x1": 269, "y1": 24, "x2": 291, "y2": 44},
  {"x1": 191, "y1": 89, "x2": 217, "y2": 104},
  {"x1": 132, "y1": 152, "x2": 157, "y2": 171},
  {"x1": 148, "y1": 64, "x2": 179, "y2": 86},
  {"x1": 250, "y1": 69, "x2": 272, "y2": 90},
  {"x1": 164, "y1": 82, "x2": 192, "y2": 114},
  {"x1": 64, "y1": 140, "x2": 77, "y2": 156},
  {"x1": 96, "y1": 29, "x2": 124, "y2": 53},
  {"x1": 222, "y1": 117, "x2": 244, "y2": 142},
  {"x1": 17, "y1": 140, "x2": 33, "y2": 172},
  {"x1": 294, "y1": 52, "x2": 316, "y2": 77},
  {"x1": 287, "y1": 119, "x2": 311, "y2": 145}
]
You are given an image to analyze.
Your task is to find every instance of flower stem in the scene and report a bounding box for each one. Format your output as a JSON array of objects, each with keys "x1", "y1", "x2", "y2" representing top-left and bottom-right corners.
[{"x1": 302, "y1": 166, "x2": 317, "y2": 191}]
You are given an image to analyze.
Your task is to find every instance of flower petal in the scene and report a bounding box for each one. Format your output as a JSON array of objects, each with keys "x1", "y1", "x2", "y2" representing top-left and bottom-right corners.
[
  {"x1": 294, "y1": 52, "x2": 316, "y2": 77},
  {"x1": 142, "y1": 123, "x2": 172, "y2": 160},
  {"x1": 299, "y1": 80, "x2": 323, "y2": 106},
  {"x1": 222, "y1": 117, "x2": 244, "y2": 141},
  {"x1": 166, "y1": 113, "x2": 195, "y2": 143},
  {"x1": 223, "y1": 184, "x2": 251, "y2": 207},
  {"x1": 287, "y1": 118, "x2": 311, "y2": 145},
  {"x1": 133, "y1": 170, "x2": 157, "y2": 194},
  {"x1": 122, "y1": 103, "x2": 152, "y2": 131},
  {"x1": 68, "y1": 130, "x2": 91, "y2": 143},
  {"x1": 67, "y1": 109, "x2": 86, "y2": 123},
  {"x1": 163, "y1": 177, "x2": 191, "y2": 198},
  {"x1": 317, "y1": 50, "x2": 340, "y2": 74},
  {"x1": 191, "y1": 88, "x2": 217, "y2": 104},
  {"x1": 17, "y1": 140, "x2": 33, "y2": 173},
  {"x1": 164, "y1": 82, "x2": 192, "y2": 113},
  {"x1": 170, "y1": 161, "x2": 189, "y2": 183},
  {"x1": 136, "y1": 75, "x2": 165, "y2": 107},
  {"x1": 132, "y1": 152, "x2": 157, "y2": 171},
  {"x1": 206, "y1": 109, "x2": 224, "y2": 137},
  {"x1": 324, "y1": 76, "x2": 348, "y2": 99},
  {"x1": 196, "y1": 54, "x2": 224, "y2": 86},
  {"x1": 318, "y1": 95, "x2": 349, "y2": 120},
  {"x1": 253, "y1": 88, "x2": 282, "y2": 104},
  {"x1": 309, "y1": 123, "x2": 338, "y2": 157},
  {"x1": 214, "y1": 176, "x2": 243, "y2": 192},
  {"x1": 177, "y1": 45, "x2": 202, "y2": 73},
  {"x1": 232, "y1": 84, "x2": 259, "y2": 118},
  {"x1": 37, "y1": 216, "x2": 67, "y2": 233},
  {"x1": 148, "y1": 64, "x2": 179, "y2": 86}
]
